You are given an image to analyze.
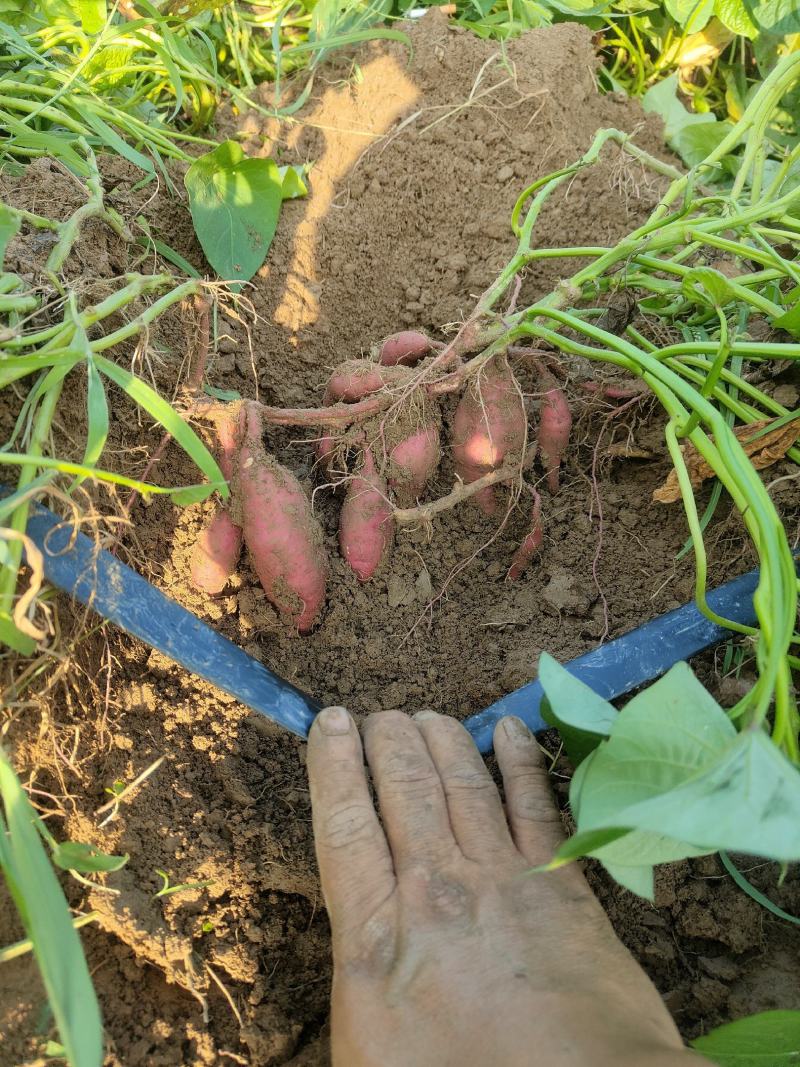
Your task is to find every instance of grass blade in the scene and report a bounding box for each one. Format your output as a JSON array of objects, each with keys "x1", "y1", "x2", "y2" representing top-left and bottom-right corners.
[{"x1": 0, "y1": 748, "x2": 103, "y2": 1067}]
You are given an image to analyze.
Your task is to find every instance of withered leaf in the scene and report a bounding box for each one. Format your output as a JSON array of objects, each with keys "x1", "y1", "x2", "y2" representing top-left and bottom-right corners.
[{"x1": 653, "y1": 416, "x2": 800, "y2": 504}]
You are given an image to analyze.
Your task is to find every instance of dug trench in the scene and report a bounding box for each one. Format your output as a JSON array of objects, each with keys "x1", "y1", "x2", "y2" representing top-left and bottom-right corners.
[{"x1": 3, "y1": 14, "x2": 800, "y2": 1066}]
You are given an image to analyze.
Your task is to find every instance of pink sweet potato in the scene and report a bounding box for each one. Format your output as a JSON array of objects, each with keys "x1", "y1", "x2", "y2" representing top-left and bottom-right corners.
[
  {"x1": 379, "y1": 330, "x2": 433, "y2": 367},
  {"x1": 451, "y1": 355, "x2": 527, "y2": 515},
  {"x1": 191, "y1": 508, "x2": 243, "y2": 594},
  {"x1": 339, "y1": 448, "x2": 393, "y2": 581},
  {"x1": 507, "y1": 490, "x2": 542, "y2": 580},
  {"x1": 238, "y1": 402, "x2": 327, "y2": 633},
  {"x1": 324, "y1": 360, "x2": 397, "y2": 403},
  {"x1": 538, "y1": 372, "x2": 572, "y2": 493},
  {"x1": 191, "y1": 403, "x2": 244, "y2": 594},
  {"x1": 389, "y1": 420, "x2": 441, "y2": 506}
]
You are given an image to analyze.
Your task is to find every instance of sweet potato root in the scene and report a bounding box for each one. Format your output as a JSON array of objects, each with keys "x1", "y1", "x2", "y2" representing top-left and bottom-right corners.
[
  {"x1": 339, "y1": 448, "x2": 393, "y2": 580},
  {"x1": 538, "y1": 370, "x2": 572, "y2": 493},
  {"x1": 238, "y1": 402, "x2": 327, "y2": 633},
  {"x1": 451, "y1": 355, "x2": 527, "y2": 515},
  {"x1": 507, "y1": 490, "x2": 542, "y2": 579},
  {"x1": 191, "y1": 403, "x2": 244, "y2": 594},
  {"x1": 378, "y1": 330, "x2": 434, "y2": 367},
  {"x1": 389, "y1": 421, "x2": 441, "y2": 506},
  {"x1": 324, "y1": 359, "x2": 406, "y2": 404},
  {"x1": 191, "y1": 509, "x2": 243, "y2": 594}
]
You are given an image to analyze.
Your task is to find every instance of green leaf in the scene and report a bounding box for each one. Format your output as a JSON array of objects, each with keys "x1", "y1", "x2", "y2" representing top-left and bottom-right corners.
[
  {"x1": 71, "y1": 0, "x2": 106, "y2": 32},
  {"x1": 0, "y1": 748, "x2": 103, "y2": 1067},
  {"x1": 682, "y1": 266, "x2": 736, "y2": 307},
  {"x1": 616, "y1": 731, "x2": 800, "y2": 860},
  {"x1": 714, "y1": 0, "x2": 758, "y2": 35},
  {"x1": 82, "y1": 354, "x2": 109, "y2": 470},
  {"x1": 773, "y1": 302, "x2": 800, "y2": 338},
  {"x1": 691, "y1": 1010, "x2": 800, "y2": 1065},
  {"x1": 279, "y1": 164, "x2": 309, "y2": 200},
  {"x1": 643, "y1": 75, "x2": 709, "y2": 143},
  {"x1": 603, "y1": 862, "x2": 655, "y2": 899},
  {"x1": 203, "y1": 385, "x2": 241, "y2": 401},
  {"x1": 664, "y1": 0, "x2": 713, "y2": 32},
  {"x1": 549, "y1": 664, "x2": 736, "y2": 892},
  {"x1": 52, "y1": 841, "x2": 128, "y2": 874},
  {"x1": 0, "y1": 204, "x2": 20, "y2": 265},
  {"x1": 538, "y1": 652, "x2": 617, "y2": 766},
  {"x1": 185, "y1": 141, "x2": 283, "y2": 286},
  {"x1": 746, "y1": 0, "x2": 800, "y2": 35},
  {"x1": 671, "y1": 120, "x2": 731, "y2": 169}
]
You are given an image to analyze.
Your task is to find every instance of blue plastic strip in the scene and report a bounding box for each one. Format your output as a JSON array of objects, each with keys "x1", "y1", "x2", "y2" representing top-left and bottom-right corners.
[{"x1": 17, "y1": 497, "x2": 779, "y2": 755}]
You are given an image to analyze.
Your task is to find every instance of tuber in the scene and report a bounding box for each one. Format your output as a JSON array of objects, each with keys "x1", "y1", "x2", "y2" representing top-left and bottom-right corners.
[
  {"x1": 538, "y1": 370, "x2": 572, "y2": 493},
  {"x1": 378, "y1": 330, "x2": 433, "y2": 367},
  {"x1": 451, "y1": 355, "x2": 527, "y2": 515},
  {"x1": 237, "y1": 402, "x2": 327, "y2": 633},
  {"x1": 191, "y1": 510, "x2": 243, "y2": 594},
  {"x1": 339, "y1": 447, "x2": 394, "y2": 581},
  {"x1": 507, "y1": 490, "x2": 542, "y2": 579},
  {"x1": 191, "y1": 403, "x2": 244, "y2": 594},
  {"x1": 324, "y1": 359, "x2": 404, "y2": 404},
  {"x1": 388, "y1": 418, "x2": 441, "y2": 506}
]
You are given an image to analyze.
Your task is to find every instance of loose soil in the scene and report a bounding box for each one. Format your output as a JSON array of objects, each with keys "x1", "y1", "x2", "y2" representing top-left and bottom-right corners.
[{"x1": 3, "y1": 14, "x2": 800, "y2": 1066}]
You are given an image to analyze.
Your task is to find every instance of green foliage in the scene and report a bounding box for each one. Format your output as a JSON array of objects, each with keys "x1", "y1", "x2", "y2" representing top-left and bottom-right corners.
[
  {"x1": 691, "y1": 1010, "x2": 800, "y2": 1065},
  {"x1": 185, "y1": 140, "x2": 284, "y2": 286},
  {"x1": 0, "y1": 747, "x2": 104, "y2": 1067},
  {"x1": 539, "y1": 658, "x2": 800, "y2": 899}
]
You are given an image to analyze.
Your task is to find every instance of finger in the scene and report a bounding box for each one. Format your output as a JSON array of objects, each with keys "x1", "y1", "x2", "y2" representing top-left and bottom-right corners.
[
  {"x1": 307, "y1": 707, "x2": 395, "y2": 932},
  {"x1": 493, "y1": 715, "x2": 565, "y2": 866},
  {"x1": 363, "y1": 710, "x2": 458, "y2": 871},
  {"x1": 413, "y1": 711, "x2": 515, "y2": 863}
]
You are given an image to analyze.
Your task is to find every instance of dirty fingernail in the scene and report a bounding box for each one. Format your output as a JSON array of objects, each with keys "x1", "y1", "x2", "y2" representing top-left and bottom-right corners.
[
  {"x1": 413, "y1": 710, "x2": 438, "y2": 722},
  {"x1": 317, "y1": 706, "x2": 351, "y2": 735},
  {"x1": 502, "y1": 716, "x2": 532, "y2": 743}
]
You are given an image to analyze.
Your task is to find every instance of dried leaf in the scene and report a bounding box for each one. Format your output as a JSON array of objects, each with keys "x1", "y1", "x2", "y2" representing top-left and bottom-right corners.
[{"x1": 653, "y1": 417, "x2": 800, "y2": 504}]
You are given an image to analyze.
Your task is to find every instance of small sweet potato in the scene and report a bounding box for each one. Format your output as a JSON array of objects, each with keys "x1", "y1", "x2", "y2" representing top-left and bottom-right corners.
[
  {"x1": 191, "y1": 509, "x2": 243, "y2": 594},
  {"x1": 378, "y1": 330, "x2": 433, "y2": 367},
  {"x1": 389, "y1": 420, "x2": 441, "y2": 506},
  {"x1": 191, "y1": 402, "x2": 244, "y2": 594},
  {"x1": 238, "y1": 402, "x2": 327, "y2": 633},
  {"x1": 325, "y1": 360, "x2": 403, "y2": 403},
  {"x1": 339, "y1": 448, "x2": 393, "y2": 581},
  {"x1": 507, "y1": 490, "x2": 542, "y2": 580},
  {"x1": 451, "y1": 355, "x2": 527, "y2": 515},
  {"x1": 538, "y1": 371, "x2": 571, "y2": 493}
]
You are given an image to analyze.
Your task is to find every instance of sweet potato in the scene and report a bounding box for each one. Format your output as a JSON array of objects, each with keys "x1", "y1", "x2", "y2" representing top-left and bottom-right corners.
[
  {"x1": 389, "y1": 420, "x2": 441, "y2": 506},
  {"x1": 191, "y1": 509, "x2": 243, "y2": 594},
  {"x1": 325, "y1": 360, "x2": 401, "y2": 403},
  {"x1": 378, "y1": 330, "x2": 433, "y2": 367},
  {"x1": 451, "y1": 355, "x2": 527, "y2": 515},
  {"x1": 538, "y1": 372, "x2": 572, "y2": 493},
  {"x1": 238, "y1": 402, "x2": 327, "y2": 633},
  {"x1": 507, "y1": 490, "x2": 542, "y2": 580},
  {"x1": 191, "y1": 403, "x2": 244, "y2": 593},
  {"x1": 339, "y1": 448, "x2": 393, "y2": 581}
]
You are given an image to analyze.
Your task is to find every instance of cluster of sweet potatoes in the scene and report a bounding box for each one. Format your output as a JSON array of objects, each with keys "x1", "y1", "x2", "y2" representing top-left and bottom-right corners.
[{"x1": 191, "y1": 330, "x2": 571, "y2": 634}]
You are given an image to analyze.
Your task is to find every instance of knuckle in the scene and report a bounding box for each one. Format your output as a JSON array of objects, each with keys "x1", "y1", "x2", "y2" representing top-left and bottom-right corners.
[
  {"x1": 321, "y1": 802, "x2": 378, "y2": 850},
  {"x1": 508, "y1": 780, "x2": 561, "y2": 825},
  {"x1": 442, "y1": 763, "x2": 495, "y2": 795},
  {"x1": 380, "y1": 749, "x2": 438, "y2": 789}
]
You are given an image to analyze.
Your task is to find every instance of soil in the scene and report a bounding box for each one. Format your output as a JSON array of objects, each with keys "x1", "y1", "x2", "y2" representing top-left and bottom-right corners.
[{"x1": 3, "y1": 13, "x2": 800, "y2": 1067}]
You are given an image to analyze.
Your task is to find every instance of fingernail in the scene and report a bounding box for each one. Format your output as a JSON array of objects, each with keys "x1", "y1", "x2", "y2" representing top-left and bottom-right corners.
[
  {"x1": 317, "y1": 707, "x2": 351, "y2": 735},
  {"x1": 413, "y1": 709, "x2": 438, "y2": 722},
  {"x1": 502, "y1": 716, "x2": 532, "y2": 743}
]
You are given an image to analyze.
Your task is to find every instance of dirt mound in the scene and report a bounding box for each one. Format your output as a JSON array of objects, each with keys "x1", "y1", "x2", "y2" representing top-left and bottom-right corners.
[{"x1": 4, "y1": 13, "x2": 800, "y2": 1067}]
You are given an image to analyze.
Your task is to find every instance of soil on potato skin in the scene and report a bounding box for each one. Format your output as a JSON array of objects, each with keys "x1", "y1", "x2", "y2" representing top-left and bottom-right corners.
[{"x1": 3, "y1": 14, "x2": 800, "y2": 1067}]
